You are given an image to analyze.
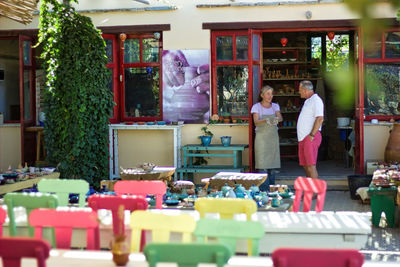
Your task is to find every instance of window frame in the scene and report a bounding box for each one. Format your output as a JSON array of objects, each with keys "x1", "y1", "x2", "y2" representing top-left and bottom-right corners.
[
  {"x1": 363, "y1": 29, "x2": 400, "y2": 121},
  {"x1": 211, "y1": 30, "x2": 250, "y2": 118},
  {"x1": 120, "y1": 33, "x2": 163, "y2": 122}
]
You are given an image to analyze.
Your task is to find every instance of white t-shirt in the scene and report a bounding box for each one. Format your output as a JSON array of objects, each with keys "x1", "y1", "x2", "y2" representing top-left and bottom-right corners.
[
  {"x1": 297, "y1": 93, "x2": 324, "y2": 141},
  {"x1": 251, "y1": 102, "x2": 280, "y2": 130}
]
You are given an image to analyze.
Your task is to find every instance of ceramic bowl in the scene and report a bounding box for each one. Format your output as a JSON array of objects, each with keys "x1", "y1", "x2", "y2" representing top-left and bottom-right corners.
[
  {"x1": 156, "y1": 121, "x2": 166, "y2": 125},
  {"x1": 41, "y1": 167, "x2": 56, "y2": 173},
  {"x1": 271, "y1": 59, "x2": 278, "y2": 62},
  {"x1": 280, "y1": 58, "x2": 287, "y2": 62}
]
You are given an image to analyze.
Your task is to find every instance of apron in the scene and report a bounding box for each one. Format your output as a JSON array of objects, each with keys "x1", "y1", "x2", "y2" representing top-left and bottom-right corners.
[{"x1": 255, "y1": 114, "x2": 281, "y2": 169}]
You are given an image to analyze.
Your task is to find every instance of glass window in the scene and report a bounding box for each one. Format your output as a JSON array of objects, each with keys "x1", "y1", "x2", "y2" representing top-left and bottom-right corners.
[
  {"x1": 236, "y1": 35, "x2": 248, "y2": 61},
  {"x1": 143, "y1": 38, "x2": 159, "y2": 63},
  {"x1": 23, "y1": 40, "x2": 31, "y2": 65},
  {"x1": 216, "y1": 36, "x2": 233, "y2": 61},
  {"x1": 364, "y1": 35, "x2": 381, "y2": 59},
  {"x1": 252, "y1": 34, "x2": 259, "y2": 61},
  {"x1": 124, "y1": 39, "x2": 140, "y2": 63},
  {"x1": 385, "y1": 32, "x2": 400, "y2": 58},
  {"x1": 105, "y1": 39, "x2": 113, "y2": 63},
  {"x1": 124, "y1": 67, "x2": 160, "y2": 118},
  {"x1": 23, "y1": 70, "x2": 31, "y2": 120},
  {"x1": 364, "y1": 63, "x2": 400, "y2": 116},
  {"x1": 216, "y1": 66, "x2": 249, "y2": 116}
]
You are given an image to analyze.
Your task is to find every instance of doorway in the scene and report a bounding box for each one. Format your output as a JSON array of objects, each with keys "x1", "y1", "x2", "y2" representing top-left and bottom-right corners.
[{"x1": 258, "y1": 30, "x2": 356, "y2": 178}]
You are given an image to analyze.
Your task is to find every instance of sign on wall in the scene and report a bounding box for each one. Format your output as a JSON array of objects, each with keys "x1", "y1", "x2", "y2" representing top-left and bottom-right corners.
[{"x1": 162, "y1": 50, "x2": 210, "y2": 123}]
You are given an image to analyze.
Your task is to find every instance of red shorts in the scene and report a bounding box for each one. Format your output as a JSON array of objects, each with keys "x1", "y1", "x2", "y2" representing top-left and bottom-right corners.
[{"x1": 298, "y1": 131, "x2": 322, "y2": 166}]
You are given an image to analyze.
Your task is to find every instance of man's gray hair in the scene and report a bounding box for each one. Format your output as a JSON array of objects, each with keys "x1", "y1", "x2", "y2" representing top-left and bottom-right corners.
[{"x1": 300, "y1": 80, "x2": 313, "y2": 91}]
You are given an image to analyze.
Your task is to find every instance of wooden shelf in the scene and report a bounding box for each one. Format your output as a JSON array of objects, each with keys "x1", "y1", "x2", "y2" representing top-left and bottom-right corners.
[
  {"x1": 279, "y1": 126, "x2": 297, "y2": 129},
  {"x1": 280, "y1": 111, "x2": 299, "y2": 114},
  {"x1": 279, "y1": 143, "x2": 297, "y2": 146},
  {"x1": 274, "y1": 94, "x2": 300, "y2": 97}
]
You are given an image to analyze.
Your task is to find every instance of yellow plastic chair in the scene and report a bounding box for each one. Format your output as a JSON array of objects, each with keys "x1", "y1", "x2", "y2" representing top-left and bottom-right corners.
[
  {"x1": 38, "y1": 179, "x2": 89, "y2": 207},
  {"x1": 194, "y1": 218, "x2": 265, "y2": 256},
  {"x1": 129, "y1": 210, "x2": 196, "y2": 253},
  {"x1": 194, "y1": 198, "x2": 257, "y2": 220}
]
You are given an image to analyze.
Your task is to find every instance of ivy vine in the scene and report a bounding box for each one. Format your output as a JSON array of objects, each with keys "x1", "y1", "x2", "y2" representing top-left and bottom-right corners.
[{"x1": 37, "y1": 0, "x2": 114, "y2": 188}]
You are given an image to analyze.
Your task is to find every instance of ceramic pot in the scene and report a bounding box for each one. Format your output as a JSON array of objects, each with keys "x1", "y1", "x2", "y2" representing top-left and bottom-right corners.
[
  {"x1": 111, "y1": 235, "x2": 130, "y2": 266},
  {"x1": 385, "y1": 123, "x2": 400, "y2": 162},
  {"x1": 200, "y1": 136, "x2": 212, "y2": 146},
  {"x1": 220, "y1": 136, "x2": 232, "y2": 146}
]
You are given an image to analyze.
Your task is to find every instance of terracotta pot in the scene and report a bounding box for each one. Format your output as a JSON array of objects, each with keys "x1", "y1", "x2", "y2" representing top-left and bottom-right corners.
[{"x1": 385, "y1": 123, "x2": 400, "y2": 162}]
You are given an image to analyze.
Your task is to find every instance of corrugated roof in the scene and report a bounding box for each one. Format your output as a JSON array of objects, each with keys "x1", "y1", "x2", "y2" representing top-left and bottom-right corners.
[{"x1": 0, "y1": 0, "x2": 38, "y2": 24}]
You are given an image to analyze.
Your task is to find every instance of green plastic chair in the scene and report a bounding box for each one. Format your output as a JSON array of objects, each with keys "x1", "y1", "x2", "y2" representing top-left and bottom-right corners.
[
  {"x1": 194, "y1": 218, "x2": 265, "y2": 256},
  {"x1": 144, "y1": 243, "x2": 232, "y2": 267},
  {"x1": 38, "y1": 179, "x2": 89, "y2": 207},
  {"x1": 4, "y1": 192, "x2": 58, "y2": 237}
]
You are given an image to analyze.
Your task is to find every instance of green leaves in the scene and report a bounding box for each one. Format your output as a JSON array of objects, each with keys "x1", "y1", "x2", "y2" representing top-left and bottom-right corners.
[{"x1": 39, "y1": 0, "x2": 114, "y2": 188}]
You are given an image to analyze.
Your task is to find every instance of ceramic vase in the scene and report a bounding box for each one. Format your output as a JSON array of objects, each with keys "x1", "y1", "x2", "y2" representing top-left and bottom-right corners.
[
  {"x1": 111, "y1": 235, "x2": 130, "y2": 266},
  {"x1": 385, "y1": 123, "x2": 400, "y2": 162}
]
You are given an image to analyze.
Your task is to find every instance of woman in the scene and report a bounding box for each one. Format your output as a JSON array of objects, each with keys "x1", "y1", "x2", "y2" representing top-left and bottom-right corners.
[{"x1": 251, "y1": 85, "x2": 283, "y2": 191}]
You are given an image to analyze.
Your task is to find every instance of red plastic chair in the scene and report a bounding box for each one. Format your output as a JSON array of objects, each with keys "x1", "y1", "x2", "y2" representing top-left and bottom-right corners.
[
  {"x1": 271, "y1": 248, "x2": 364, "y2": 267},
  {"x1": 29, "y1": 208, "x2": 100, "y2": 250},
  {"x1": 0, "y1": 237, "x2": 51, "y2": 267},
  {"x1": 88, "y1": 194, "x2": 148, "y2": 236},
  {"x1": 292, "y1": 176, "x2": 327, "y2": 212},
  {"x1": 0, "y1": 206, "x2": 6, "y2": 236},
  {"x1": 114, "y1": 180, "x2": 167, "y2": 209}
]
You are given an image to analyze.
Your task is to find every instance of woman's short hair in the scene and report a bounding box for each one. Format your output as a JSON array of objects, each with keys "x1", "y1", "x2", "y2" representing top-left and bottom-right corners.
[
  {"x1": 258, "y1": 85, "x2": 274, "y2": 102},
  {"x1": 300, "y1": 80, "x2": 313, "y2": 91}
]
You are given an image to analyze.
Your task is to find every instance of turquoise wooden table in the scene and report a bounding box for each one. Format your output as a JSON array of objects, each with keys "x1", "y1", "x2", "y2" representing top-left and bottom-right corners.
[{"x1": 176, "y1": 144, "x2": 249, "y2": 180}]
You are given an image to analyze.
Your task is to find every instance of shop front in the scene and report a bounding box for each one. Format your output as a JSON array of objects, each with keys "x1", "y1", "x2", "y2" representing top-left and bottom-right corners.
[{"x1": 0, "y1": 1, "x2": 399, "y2": 176}]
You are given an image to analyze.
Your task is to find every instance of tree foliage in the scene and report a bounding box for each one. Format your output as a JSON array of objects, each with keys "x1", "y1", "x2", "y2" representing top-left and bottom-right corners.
[{"x1": 38, "y1": 0, "x2": 114, "y2": 187}]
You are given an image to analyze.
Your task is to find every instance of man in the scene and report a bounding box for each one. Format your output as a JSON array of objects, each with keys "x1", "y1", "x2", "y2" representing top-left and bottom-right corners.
[{"x1": 297, "y1": 80, "x2": 324, "y2": 178}]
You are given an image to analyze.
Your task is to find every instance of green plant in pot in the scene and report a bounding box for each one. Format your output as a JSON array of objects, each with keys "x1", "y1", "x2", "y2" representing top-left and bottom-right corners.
[{"x1": 199, "y1": 125, "x2": 213, "y2": 146}]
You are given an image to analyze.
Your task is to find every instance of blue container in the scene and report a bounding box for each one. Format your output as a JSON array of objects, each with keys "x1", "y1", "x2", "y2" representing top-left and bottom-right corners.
[
  {"x1": 220, "y1": 136, "x2": 232, "y2": 146},
  {"x1": 200, "y1": 136, "x2": 212, "y2": 146},
  {"x1": 340, "y1": 129, "x2": 348, "y2": 141}
]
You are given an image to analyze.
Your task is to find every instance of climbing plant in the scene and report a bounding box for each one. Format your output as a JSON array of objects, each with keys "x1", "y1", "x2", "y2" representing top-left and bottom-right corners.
[{"x1": 37, "y1": 0, "x2": 114, "y2": 187}]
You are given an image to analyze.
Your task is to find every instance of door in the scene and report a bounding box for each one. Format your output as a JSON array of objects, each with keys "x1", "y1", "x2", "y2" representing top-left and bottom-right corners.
[
  {"x1": 19, "y1": 35, "x2": 36, "y2": 165},
  {"x1": 248, "y1": 29, "x2": 263, "y2": 172}
]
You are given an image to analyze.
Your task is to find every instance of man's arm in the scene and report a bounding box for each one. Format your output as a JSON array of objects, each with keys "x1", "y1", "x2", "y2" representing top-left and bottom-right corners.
[{"x1": 309, "y1": 116, "x2": 324, "y2": 139}]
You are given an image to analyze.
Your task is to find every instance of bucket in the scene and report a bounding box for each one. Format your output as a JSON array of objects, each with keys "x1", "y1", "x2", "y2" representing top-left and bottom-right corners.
[{"x1": 347, "y1": 175, "x2": 372, "y2": 200}]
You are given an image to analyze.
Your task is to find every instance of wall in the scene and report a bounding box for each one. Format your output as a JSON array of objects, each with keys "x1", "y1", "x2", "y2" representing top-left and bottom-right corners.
[
  {"x1": 0, "y1": 125, "x2": 21, "y2": 171},
  {"x1": 364, "y1": 123, "x2": 392, "y2": 162}
]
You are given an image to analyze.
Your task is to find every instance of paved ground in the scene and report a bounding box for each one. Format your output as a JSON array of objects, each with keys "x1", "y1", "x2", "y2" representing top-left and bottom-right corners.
[{"x1": 310, "y1": 190, "x2": 400, "y2": 262}]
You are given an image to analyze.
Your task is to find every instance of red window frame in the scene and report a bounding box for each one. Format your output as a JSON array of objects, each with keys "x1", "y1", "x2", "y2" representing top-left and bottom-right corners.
[
  {"x1": 120, "y1": 33, "x2": 162, "y2": 122},
  {"x1": 211, "y1": 30, "x2": 250, "y2": 118},
  {"x1": 364, "y1": 29, "x2": 400, "y2": 121}
]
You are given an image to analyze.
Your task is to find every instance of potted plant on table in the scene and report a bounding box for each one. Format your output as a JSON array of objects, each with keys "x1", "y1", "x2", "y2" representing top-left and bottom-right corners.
[{"x1": 199, "y1": 125, "x2": 214, "y2": 146}]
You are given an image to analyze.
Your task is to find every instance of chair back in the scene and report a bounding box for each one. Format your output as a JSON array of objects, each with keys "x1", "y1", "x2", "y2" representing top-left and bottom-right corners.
[
  {"x1": 0, "y1": 237, "x2": 50, "y2": 267},
  {"x1": 129, "y1": 210, "x2": 196, "y2": 252},
  {"x1": 88, "y1": 194, "x2": 148, "y2": 236},
  {"x1": 292, "y1": 176, "x2": 327, "y2": 212},
  {"x1": 271, "y1": 248, "x2": 364, "y2": 267},
  {"x1": 4, "y1": 192, "x2": 58, "y2": 236},
  {"x1": 114, "y1": 180, "x2": 166, "y2": 209},
  {"x1": 0, "y1": 206, "x2": 6, "y2": 236},
  {"x1": 29, "y1": 208, "x2": 100, "y2": 250},
  {"x1": 195, "y1": 198, "x2": 256, "y2": 220},
  {"x1": 194, "y1": 218, "x2": 264, "y2": 256},
  {"x1": 38, "y1": 179, "x2": 89, "y2": 207},
  {"x1": 144, "y1": 243, "x2": 232, "y2": 267}
]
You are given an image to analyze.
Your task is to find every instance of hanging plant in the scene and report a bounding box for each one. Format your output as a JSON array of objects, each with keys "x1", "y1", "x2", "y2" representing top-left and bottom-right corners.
[{"x1": 37, "y1": 0, "x2": 114, "y2": 188}]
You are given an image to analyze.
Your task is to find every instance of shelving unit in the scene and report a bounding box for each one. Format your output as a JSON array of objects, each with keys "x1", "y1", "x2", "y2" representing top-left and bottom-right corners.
[{"x1": 262, "y1": 36, "x2": 321, "y2": 159}]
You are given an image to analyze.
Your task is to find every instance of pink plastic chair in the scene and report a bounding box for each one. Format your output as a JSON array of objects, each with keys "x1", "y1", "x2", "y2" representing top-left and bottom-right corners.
[
  {"x1": 0, "y1": 237, "x2": 51, "y2": 267},
  {"x1": 88, "y1": 194, "x2": 148, "y2": 236},
  {"x1": 292, "y1": 176, "x2": 327, "y2": 212},
  {"x1": 271, "y1": 248, "x2": 364, "y2": 267},
  {"x1": 0, "y1": 206, "x2": 6, "y2": 236},
  {"x1": 29, "y1": 208, "x2": 100, "y2": 250},
  {"x1": 114, "y1": 180, "x2": 167, "y2": 209}
]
